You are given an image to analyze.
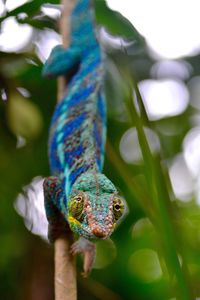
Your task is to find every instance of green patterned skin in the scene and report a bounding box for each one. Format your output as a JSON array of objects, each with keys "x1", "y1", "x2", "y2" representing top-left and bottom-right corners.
[{"x1": 68, "y1": 173, "x2": 118, "y2": 239}]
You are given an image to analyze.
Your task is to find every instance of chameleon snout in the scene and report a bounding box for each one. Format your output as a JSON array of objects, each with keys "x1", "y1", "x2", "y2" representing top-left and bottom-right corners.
[{"x1": 92, "y1": 226, "x2": 106, "y2": 238}]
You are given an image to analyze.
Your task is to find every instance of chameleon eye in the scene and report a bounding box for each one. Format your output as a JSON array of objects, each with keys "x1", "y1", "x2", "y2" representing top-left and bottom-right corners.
[
  {"x1": 113, "y1": 197, "x2": 125, "y2": 221},
  {"x1": 69, "y1": 194, "x2": 84, "y2": 220},
  {"x1": 74, "y1": 195, "x2": 83, "y2": 202}
]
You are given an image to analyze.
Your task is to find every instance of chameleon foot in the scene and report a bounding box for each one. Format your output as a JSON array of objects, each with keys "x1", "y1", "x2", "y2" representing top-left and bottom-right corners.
[{"x1": 70, "y1": 237, "x2": 96, "y2": 277}]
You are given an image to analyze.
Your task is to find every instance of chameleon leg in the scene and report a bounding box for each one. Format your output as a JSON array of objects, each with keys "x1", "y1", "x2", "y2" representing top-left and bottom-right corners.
[
  {"x1": 44, "y1": 177, "x2": 95, "y2": 276},
  {"x1": 42, "y1": 45, "x2": 81, "y2": 78},
  {"x1": 43, "y1": 176, "x2": 70, "y2": 242},
  {"x1": 70, "y1": 237, "x2": 96, "y2": 277}
]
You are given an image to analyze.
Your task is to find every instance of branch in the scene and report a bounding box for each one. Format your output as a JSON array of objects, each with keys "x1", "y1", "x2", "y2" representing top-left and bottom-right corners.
[
  {"x1": 54, "y1": 1, "x2": 77, "y2": 300},
  {"x1": 54, "y1": 236, "x2": 77, "y2": 300},
  {"x1": 57, "y1": 0, "x2": 76, "y2": 101}
]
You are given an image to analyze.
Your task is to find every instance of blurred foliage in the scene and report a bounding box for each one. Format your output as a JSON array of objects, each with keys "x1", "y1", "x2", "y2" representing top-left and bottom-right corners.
[{"x1": 1, "y1": 0, "x2": 200, "y2": 300}]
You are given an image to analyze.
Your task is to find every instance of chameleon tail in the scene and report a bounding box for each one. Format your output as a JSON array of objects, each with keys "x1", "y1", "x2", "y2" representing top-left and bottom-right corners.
[
  {"x1": 42, "y1": 45, "x2": 80, "y2": 78},
  {"x1": 70, "y1": 0, "x2": 97, "y2": 46}
]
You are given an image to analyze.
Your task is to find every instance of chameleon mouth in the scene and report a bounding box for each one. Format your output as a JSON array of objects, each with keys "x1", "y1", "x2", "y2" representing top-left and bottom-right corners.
[
  {"x1": 68, "y1": 215, "x2": 104, "y2": 239},
  {"x1": 68, "y1": 215, "x2": 114, "y2": 240},
  {"x1": 92, "y1": 226, "x2": 107, "y2": 238}
]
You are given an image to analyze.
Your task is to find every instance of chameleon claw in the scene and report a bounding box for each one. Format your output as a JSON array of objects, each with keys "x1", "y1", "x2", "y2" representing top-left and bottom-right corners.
[
  {"x1": 70, "y1": 240, "x2": 82, "y2": 255},
  {"x1": 70, "y1": 237, "x2": 96, "y2": 276}
]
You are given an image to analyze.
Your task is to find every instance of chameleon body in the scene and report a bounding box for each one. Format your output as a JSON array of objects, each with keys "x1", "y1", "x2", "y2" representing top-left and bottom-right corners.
[{"x1": 43, "y1": 0, "x2": 125, "y2": 275}]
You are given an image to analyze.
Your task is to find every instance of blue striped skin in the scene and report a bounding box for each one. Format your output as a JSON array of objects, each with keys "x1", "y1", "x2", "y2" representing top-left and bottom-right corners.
[{"x1": 43, "y1": 0, "x2": 126, "y2": 274}]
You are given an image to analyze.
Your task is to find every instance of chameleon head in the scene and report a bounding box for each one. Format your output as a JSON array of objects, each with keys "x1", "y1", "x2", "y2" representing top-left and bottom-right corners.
[{"x1": 67, "y1": 172, "x2": 126, "y2": 240}]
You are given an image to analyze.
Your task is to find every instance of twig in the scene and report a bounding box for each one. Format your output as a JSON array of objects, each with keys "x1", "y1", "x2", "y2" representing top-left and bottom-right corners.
[
  {"x1": 57, "y1": 0, "x2": 76, "y2": 101},
  {"x1": 54, "y1": 236, "x2": 77, "y2": 300},
  {"x1": 54, "y1": 1, "x2": 77, "y2": 300}
]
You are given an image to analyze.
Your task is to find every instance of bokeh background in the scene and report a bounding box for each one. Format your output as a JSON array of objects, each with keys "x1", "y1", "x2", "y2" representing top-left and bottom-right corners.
[{"x1": 1, "y1": 0, "x2": 200, "y2": 299}]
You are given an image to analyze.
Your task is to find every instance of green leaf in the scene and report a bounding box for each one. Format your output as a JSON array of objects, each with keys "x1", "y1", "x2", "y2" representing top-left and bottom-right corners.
[
  {"x1": 17, "y1": 16, "x2": 55, "y2": 30},
  {"x1": 0, "y1": 0, "x2": 59, "y2": 24},
  {"x1": 7, "y1": 92, "x2": 43, "y2": 139},
  {"x1": 94, "y1": 0, "x2": 145, "y2": 43}
]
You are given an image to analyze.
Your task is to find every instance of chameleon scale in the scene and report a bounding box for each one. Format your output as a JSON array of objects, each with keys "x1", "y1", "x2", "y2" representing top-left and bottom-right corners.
[{"x1": 43, "y1": 0, "x2": 126, "y2": 275}]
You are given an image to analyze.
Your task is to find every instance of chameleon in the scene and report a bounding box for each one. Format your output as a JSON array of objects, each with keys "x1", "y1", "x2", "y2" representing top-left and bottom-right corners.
[{"x1": 42, "y1": 0, "x2": 126, "y2": 276}]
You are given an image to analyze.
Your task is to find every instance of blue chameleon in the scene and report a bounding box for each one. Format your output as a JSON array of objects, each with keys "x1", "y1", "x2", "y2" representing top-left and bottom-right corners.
[{"x1": 43, "y1": 0, "x2": 126, "y2": 276}]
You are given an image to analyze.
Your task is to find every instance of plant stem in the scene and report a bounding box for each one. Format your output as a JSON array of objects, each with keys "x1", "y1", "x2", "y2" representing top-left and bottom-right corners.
[
  {"x1": 106, "y1": 140, "x2": 155, "y2": 222},
  {"x1": 126, "y1": 82, "x2": 193, "y2": 300}
]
